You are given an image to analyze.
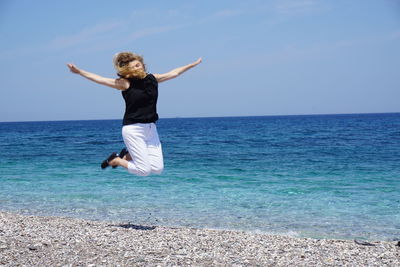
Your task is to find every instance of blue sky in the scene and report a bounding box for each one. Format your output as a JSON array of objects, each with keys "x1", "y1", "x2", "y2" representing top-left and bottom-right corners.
[{"x1": 0, "y1": 0, "x2": 399, "y2": 122}]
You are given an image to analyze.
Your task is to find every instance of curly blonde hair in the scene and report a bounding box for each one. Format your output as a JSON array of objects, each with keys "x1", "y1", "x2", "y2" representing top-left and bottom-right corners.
[{"x1": 113, "y1": 52, "x2": 147, "y2": 79}]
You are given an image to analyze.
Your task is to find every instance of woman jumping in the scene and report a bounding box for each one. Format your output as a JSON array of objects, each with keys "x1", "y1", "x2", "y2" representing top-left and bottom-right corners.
[{"x1": 67, "y1": 52, "x2": 202, "y2": 176}]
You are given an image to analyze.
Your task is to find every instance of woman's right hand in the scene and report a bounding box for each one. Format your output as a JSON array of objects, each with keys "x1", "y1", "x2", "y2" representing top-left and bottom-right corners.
[{"x1": 67, "y1": 63, "x2": 81, "y2": 74}]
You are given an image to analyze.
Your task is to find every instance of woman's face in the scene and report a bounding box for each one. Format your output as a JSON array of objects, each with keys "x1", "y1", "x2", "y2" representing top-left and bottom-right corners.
[{"x1": 128, "y1": 60, "x2": 144, "y2": 71}]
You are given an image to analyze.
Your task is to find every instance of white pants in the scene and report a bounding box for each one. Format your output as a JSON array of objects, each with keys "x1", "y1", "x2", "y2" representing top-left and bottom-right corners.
[{"x1": 122, "y1": 123, "x2": 164, "y2": 176}]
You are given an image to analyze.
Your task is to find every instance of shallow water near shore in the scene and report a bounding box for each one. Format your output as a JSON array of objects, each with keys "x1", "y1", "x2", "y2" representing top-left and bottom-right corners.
[{"x1": 1, "y1": 113, "x2": 399, "y2": 241}]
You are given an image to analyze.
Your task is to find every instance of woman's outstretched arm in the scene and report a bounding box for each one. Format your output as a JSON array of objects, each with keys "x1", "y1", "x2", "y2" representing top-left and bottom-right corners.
[
  {"x1": 66, "y1": 63, "x2": 130, "y2": 90},
  {"x1": 154, "y1": 58, "x2": 202, "y2": 83}
]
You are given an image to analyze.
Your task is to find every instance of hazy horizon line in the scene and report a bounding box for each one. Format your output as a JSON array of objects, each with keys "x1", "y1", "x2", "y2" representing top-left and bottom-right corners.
[{"x1": 1, "y1": 111, "x2": 399, "y2": 123}]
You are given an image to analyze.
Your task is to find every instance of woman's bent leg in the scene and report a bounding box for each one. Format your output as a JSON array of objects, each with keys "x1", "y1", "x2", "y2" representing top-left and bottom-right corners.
[
  {"x1": 147, "y1": 123, "x2": 164, "y2": 174},
  {"x1": 122, "y1": 124, "x2": 152, "y2": 176},
  {"x1": 147, "y1": 143, "x2": 164, "y2": 174}
]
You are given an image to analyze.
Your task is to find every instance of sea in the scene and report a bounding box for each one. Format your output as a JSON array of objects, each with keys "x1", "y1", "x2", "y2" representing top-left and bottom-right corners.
[{"x1": 0, "y1": 113, "x2": 399, "y2": 241}]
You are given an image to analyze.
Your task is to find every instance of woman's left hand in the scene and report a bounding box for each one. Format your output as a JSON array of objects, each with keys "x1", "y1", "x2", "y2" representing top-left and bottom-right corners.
[{"x1": 66, "y1": 63, "x2": 81, "y2": 74}]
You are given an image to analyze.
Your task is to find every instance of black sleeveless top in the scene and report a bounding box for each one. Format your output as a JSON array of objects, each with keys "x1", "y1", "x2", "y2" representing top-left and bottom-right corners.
[{"x1": 121, "y1": 74, "x2": 159, "y2": 125}]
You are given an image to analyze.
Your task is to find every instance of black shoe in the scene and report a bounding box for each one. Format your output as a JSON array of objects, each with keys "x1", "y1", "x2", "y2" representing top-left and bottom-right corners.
[
  {"x1": 101, "y1": 152, "x2": 118, "y2": 169},
  {"x1": 112, "y1": 148, "x2": 129, "y2": 169},
  {"x1": 119, "y1": 148, "x2": 129, "y2": 158}
]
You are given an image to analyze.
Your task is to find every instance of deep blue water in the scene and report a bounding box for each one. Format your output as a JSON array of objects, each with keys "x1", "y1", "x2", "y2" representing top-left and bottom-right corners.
[{"x1": 1, "y1": 113, "x2": 399, "y2": 241}]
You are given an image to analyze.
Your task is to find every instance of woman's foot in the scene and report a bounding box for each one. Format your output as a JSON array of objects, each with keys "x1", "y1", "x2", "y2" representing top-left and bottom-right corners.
[
  {"x1": 119, "y1": 148, "x2": 129, "y2": 159},
  {"x1": 101, "y1": 148, "x2": 130, "y2": 169},
  {"x1": 109, "y1": 157, "x2": 128, "y2": 169},
  {"x1": 112, "y1": 148, "x2": 129, "y2": 168},
  {"x1": 101, "y1": 152, "x2": 118, "y2": 169},
  {"x1": 108, "y1": 157, "x2": 122, "y2": 168}
]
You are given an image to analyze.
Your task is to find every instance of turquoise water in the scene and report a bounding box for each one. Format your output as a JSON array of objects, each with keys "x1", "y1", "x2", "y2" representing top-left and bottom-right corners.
[{"x1": 0, "y1": 113, "x2": 399, "y2": 241}]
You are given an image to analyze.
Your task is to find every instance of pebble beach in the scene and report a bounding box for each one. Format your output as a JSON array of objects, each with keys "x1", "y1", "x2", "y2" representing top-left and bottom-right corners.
[{"x1": 0, "y1": 212, "x2": 399, "y2": 266}]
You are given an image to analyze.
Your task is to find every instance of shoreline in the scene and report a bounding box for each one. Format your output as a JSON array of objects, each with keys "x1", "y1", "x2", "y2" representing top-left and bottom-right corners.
[{"x1": 1, "y1": 211, "x2": 399, "y2": 266}]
